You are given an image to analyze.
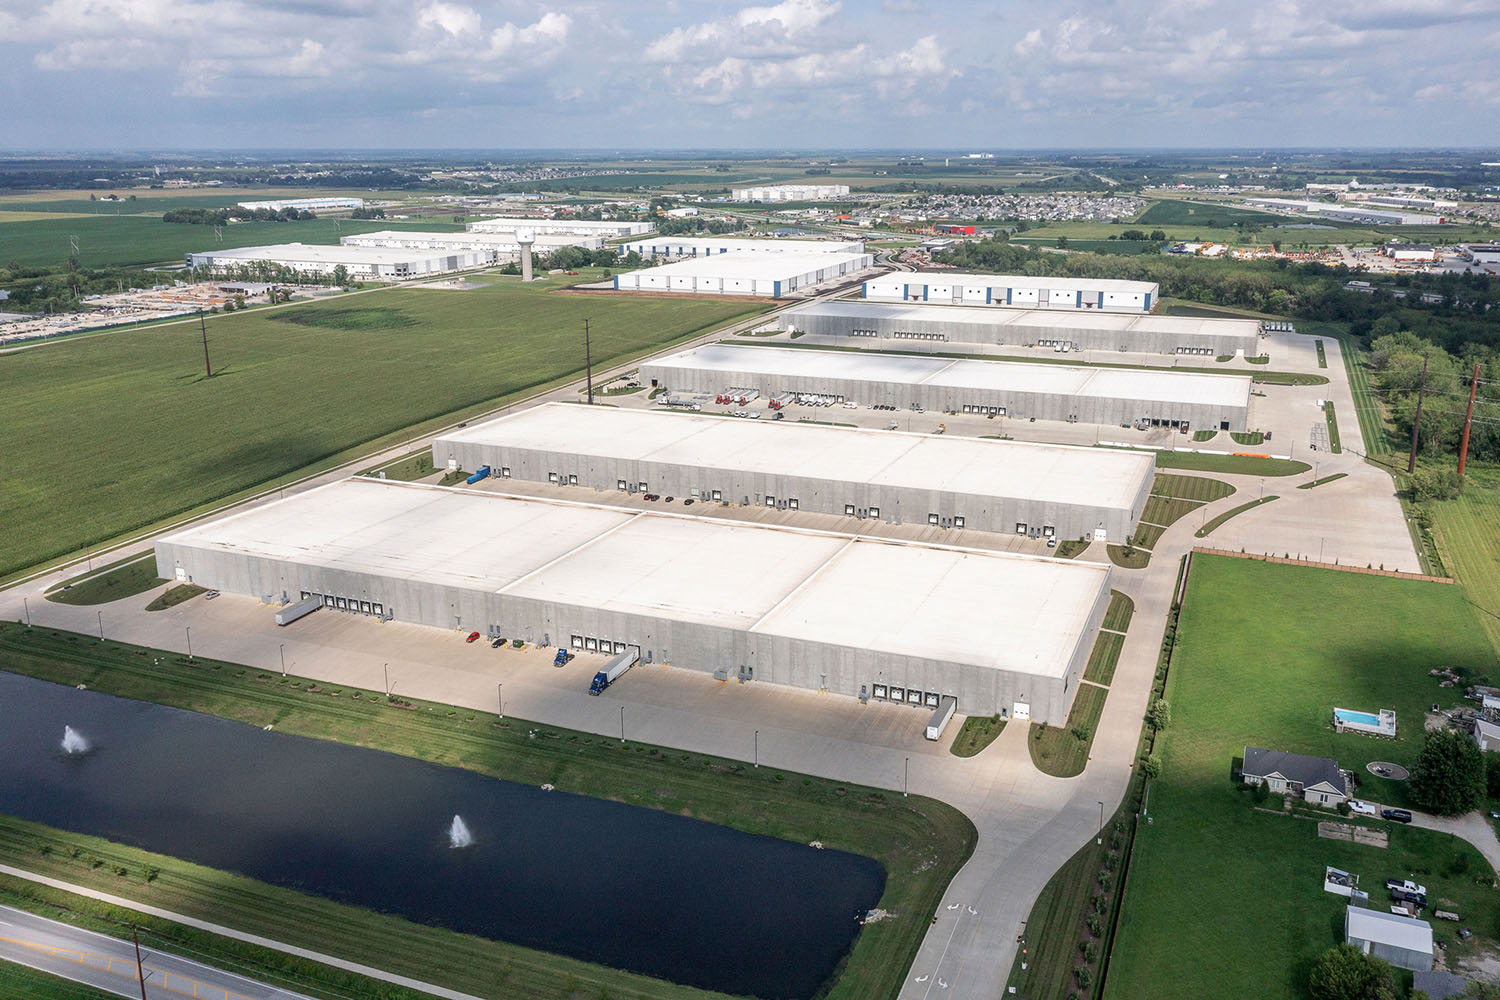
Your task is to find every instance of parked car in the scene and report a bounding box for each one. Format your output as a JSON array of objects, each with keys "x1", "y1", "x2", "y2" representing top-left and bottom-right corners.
[
  {"x1": 491, "y1": 637, "x2": 506, "y2": 649},
  {"x1": 465, "y1": 631, "x2": 481, "y2": 643},
  {"x1": 1382, "y1": 808, "x2": 1413, "y2": 824},
  {"x1": 1386, "y1": 878, "x2": 1427, "y2": 896},
  {"x1": 664, "y1": 496, "x2": 675, "y2": 503},
  {"x1": 1348, "y1": 799, "x2": 1378, "y2": 816},
  {"x1": 683, "y1": 499, "x2": 695, "y2": 506},
  {"x1": 1046, "y1": 537, "x2": 1058, "y2": 548},
  {"x1": 204, "y1": 590, "x2": 220, "y2": 600}
]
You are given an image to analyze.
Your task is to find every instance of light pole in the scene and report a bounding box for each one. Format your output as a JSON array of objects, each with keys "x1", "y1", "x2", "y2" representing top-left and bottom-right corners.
[
  {"x1": 279, "y1": 643, "x2": 286, "y2": 677},
  {"x1": 185, "y1": 626, "x2": 193, "y2": 660},
  {"x1": 1097, "y1": 800, "x2": 1105, "y2": 844},
  {"x1": 754, "y1": 730, "x2": 759, "y2": 768},
  {"x1": 904, "y1": 757, "x2": 909, "y2": 797},
  {"x1": 22, "y1": 597, "x2": 30, "y2": 627},
  {"x1": 383, "y1": 662, "x2": 390, "y2": 698},
  {"x1": 498, "y1": 682, "x2": 503, "y2": 719},
  {"x1": 619, "y1": 706, "x2": 625, "y2": 743},
  {"x1": 97, "y1": 610, "x2": 104, "y2": 641}
]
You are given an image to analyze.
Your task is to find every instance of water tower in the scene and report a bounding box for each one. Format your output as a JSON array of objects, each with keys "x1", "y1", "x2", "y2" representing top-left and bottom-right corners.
[{"x1": 517, "y1": 229, "x2": 535, "y2": 281}]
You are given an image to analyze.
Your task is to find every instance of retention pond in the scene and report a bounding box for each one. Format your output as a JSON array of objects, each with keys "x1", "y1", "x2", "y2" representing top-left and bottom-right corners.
[{"x1": 0, "y1": 671, "x2": 885, "y2": 998}]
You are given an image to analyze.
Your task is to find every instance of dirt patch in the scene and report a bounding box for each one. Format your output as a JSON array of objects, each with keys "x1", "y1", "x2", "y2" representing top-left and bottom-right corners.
[{"x1": 1318, "y1": 821, "x2": 1389, "y2": 848}]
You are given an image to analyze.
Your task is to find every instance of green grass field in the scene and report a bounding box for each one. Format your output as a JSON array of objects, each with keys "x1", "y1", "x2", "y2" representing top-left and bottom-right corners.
[
  {"x1": 1106, "y1": 556, "x2": 1500, "y2": 1000},
  {"x1": 0, "y1": 216, "x2": 463, "y2": 269},
  {"x1": 1136, "y1": 200, "x2": 1286, "y2": 228},
  {"x1": 1030, "y1": 684, "x2": 1110, "y2": 778},
  {"x1": 1102, "y1": 591, "x2": 1136, "y2": 633},
  {"x1": 1149, "y1": 451, "x2": 1311, "y2": 477},
  {"x1": 0, "y1": 622, "x2": 973, "y2": 1000},
  {"x1": 44, "y1": 554, "x2": 163, "y2": 606},
  {"x1": 1195, "y1": 495, "x2": 1280, "y2": 537},
  {"x1": 950, "y1": 714, "x2": 1007, "y2": 758},
  {"x1": 1429, "y1": 464, "x2": 1500, "y2": 658},
  {"x1": 1331, "y1": 330, "x2": 1396, "y2": 460},
  {"x1": 0, "y1": 958, "x2": 116, "y2": 999},
  {"x1": 0, "y1": 274, "x2": 766, "y2": 578}
]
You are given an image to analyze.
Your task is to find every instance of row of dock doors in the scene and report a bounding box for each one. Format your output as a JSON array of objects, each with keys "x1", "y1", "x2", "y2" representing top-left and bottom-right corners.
[{"x1": 867, "y1": 683, "x2": 944, "y2": 708}]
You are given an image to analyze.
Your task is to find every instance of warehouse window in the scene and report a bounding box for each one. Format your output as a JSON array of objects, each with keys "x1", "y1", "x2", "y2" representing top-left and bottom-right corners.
[
  {"x1": 908, "y1": 689, "x2": 924, "y2": 704},
  {"x1": 869, "y1": 505, "x2": 880, "y2": 518},
  {"x1": 925, "y1": 692, "x2": 940, "y2": 708},
  {"x1": 928, "y1": 513, "x2": 940, "y2": 525},
  {"x1": 954, "y1": 515, "x2": 965, "y2": 529},
  {"x1": 548, "y1": 472, "x2": 559, "y2": 482},
  {"x1": 571, "y1": 634, "x2": 584, "y2": 649},
  {"x1": 845, "y1": 503, "x2": 856, "y2": 516},
  {"x1": 1016, "y1": 522, "x2": 1028, "y2": 535}
]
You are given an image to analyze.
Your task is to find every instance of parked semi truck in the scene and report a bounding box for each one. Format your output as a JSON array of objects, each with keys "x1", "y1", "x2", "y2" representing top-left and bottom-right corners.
[
  {"x1": 465, "y1": 465, "x2": 491, "y2": 485},
  {"x1": 588, "y1": 647, "x2": 639, "y2": 695},
  {"x1": 274, "y1": 596, "x2": 322, "y2": 627},
  {"x1": 926, "y1": 696, "x2": 957, "y2": 740}
]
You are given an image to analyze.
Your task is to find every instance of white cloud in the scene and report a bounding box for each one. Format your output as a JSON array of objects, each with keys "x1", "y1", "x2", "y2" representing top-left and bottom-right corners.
[{"x1": 646, "y1": 0, "x2": 841, "y2": 61}]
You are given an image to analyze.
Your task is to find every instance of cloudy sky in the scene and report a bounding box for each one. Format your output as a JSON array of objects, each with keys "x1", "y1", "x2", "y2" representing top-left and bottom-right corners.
[{"x1": 2, "y1": 0, "x2": 1497, "y2": 150}]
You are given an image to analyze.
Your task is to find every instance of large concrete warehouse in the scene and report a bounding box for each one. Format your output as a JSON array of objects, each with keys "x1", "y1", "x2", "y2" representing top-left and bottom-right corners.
[
  {"x1": 620, "y1": 237, "x2": 865, "y2": 258},
  {"x1": 641, "y1": 343, "x2": 1253, "y2": 431},
  {"x1": 434, "y1": 403, "x2": 1153, "y2": 542},
  {"x1": 468, "y1": 217, "x2": 653, "y2": 238},
  {"x1": 185, "y1": 243, "x2": 487, "y2": 279},
  {"x1": 863, "y1": 273, "x2": 1159, "y2": 312},
  {"x1": 340, "y1": 230, "x2": 604, "y2": 257},
  {"x1": 612, "y1": 252, "x2": 873, "y2": 298},
  {"x1": 154, "y1": 478, "x2": 1112, "y2": 722},
  {"x1": 776, "y1": 301, "x2": 1262, "y2": 356}
]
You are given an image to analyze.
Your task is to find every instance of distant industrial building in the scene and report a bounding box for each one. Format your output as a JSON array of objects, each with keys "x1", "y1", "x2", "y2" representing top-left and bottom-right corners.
[
  {"x1": 619, "y1": 237, "x2": 865, "y2": 258},
  {"x1": 468, "y1": 217, "x2": 653, "y2": 238},
  {"x1": 236, "y1": 197, "x2": 365, "y2": 213},
  {"x1": 862, "y1": 273, "x2": 1159, "y2": 312},
  {"x1": 339, "y1": 230, "x2": 603, "y2": 259},
  {"x1": 1344, "y1": 193, "x2": 1458, "y2": 212},
  {"x1": 935, "y1": 224, "x2": 977, "y2": 236},
  {"x1": 185, "y1": 243, "x2": 486, "y2": 280},
  {"x1": 775, "y1": 301, "x2": 1262, "y2": 356},
  {"x1": 434, "y1": 403, "x2": 1154, "y2": 542},
  {"x1": 731, "y1": 184, "x2": 851, "y2": 202},
  {"x1": 154, "y1": 477, "x2": 1113, "y2": 723},
  {"x1": 612, "y1": 252, "x2": 873, "y2": 298},
  {"x1": 1242, "y1": 197, "x2": 1446, "y2": 225},
  {"x1": 640, "y1": 344, "x2": 1253, "y2": 432},
  {"x1": 1382, "y1": 243, "x2": 1439, "y2": 263},
  {"x1": 1461, "y1": 244, "x2": 1500, "y2": 264}
]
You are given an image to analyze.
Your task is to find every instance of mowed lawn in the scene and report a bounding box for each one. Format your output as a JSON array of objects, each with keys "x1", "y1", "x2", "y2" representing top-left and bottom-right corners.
[
  {"x1": 1106, "y1": 555, "x2": 1500, "y2": 1000},
  {"x1": 1429, "y1": 464, "x2": 1500, "y2": 656},
  {"x1": 0, "y1": 276, "x2": 766, "y2": 576},
  {"x1": 0, "y1": 216, "x2": 462, "y2": 268}
]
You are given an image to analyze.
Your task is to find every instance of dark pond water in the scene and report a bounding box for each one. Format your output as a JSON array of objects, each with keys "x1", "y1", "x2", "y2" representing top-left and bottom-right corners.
[{"x1": 0, "y1": 672, "x2": 885, "y2": 999}]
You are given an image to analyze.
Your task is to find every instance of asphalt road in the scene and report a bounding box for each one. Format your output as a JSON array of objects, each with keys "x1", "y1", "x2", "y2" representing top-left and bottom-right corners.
[{"x1": 0, "y1": 905, "x2": 314, "y2": 1000}]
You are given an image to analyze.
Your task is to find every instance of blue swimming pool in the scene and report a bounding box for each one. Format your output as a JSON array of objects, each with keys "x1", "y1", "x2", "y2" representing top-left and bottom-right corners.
[{"x1": 1335, "y1": 709, "x2": 1381, "y2": 726}]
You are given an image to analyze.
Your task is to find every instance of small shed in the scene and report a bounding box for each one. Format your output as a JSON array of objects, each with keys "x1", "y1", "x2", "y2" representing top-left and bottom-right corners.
[
  {"x1": 1345, "y1": 905, "x2": 1433, "y2": 972},
  {"x1": 1474, "y1": 718, "x2": 1500, "y2": 752}
]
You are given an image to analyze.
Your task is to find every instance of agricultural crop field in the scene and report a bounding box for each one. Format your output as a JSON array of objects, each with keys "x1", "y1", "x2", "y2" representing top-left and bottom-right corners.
[
  {"x1": 0, "y1": 272, "x2": 767, "y2": 578},
  {"x1": 1107, "y1": 555, "x2": 1500, "y2": 999},
  {"x1": 1429, "y1": 464, "x2": 1500, "y2": 658},
  {"x1": 0, "y1": 216, "x2": 465, "y2": 269}
]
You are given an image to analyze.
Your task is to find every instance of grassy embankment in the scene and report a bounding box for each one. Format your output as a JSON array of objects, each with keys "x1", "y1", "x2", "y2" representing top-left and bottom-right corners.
[
  {"x1": 0, "y1": 274, "x2": 768, "y2": 581},
  {"x1": 0, "y1": 959, "x2": 117, "y2": 999},
  {"x1": 1110, "y1": 473, "x2": 1235, "y2": 567},
  {"x1": 1195, "y1": 496, "x2": 1280, "y2": 538},
  {"x1": 1106, "y1": 555, "x2": 1500, "y2": 1000},
  {"x1": 0, "y1": 622, "x2": 974, "y2": 1000},
  {"x1": 44, "y1": 554, "x2": 164, "y2": 606}
]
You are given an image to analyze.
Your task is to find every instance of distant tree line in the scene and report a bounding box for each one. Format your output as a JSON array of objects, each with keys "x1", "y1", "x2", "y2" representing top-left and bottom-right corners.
[{"x1": 163, "y1": 206, "x2": 317, "y2": 225}]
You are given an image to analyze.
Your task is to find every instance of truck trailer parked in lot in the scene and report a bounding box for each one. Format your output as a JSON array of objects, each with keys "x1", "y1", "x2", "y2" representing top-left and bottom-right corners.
[
  {"x1": 926, "y1": 696, "x2": 958, "y2": 740},
  {"x1": 274, "y1": 596, "x2": 322, "y2": 626},
  {"x1": 589, "y1": 647, "x2": 639, "y2": 695}
]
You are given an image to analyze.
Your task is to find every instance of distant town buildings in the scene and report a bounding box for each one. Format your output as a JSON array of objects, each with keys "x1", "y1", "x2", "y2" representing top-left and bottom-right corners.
[{"x1": 731, "y1": 184, "x2": 851, "y2": 202}]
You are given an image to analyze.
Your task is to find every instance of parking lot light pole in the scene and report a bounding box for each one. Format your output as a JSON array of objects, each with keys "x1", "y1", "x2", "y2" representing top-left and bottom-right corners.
[
  {"x1": 23, "y1": 597, "x2": 31, "y2": 627},
  {"x1": 754, "y1": 730, "x2": 759, "y2": 767},
  {"x1": 383, "y1": 662, "x2": 390, "y2": 698},
  {"x1": 619, "y1": 706, "x2": 625, "y2": 743},
  {"x1": 279, "y1": 643, "x2": 286, "y2": 677},
  {"x1": 904, "y1": 757, "x2": 909, "y2": 797},
  {"x1": 97, "y1": 610, "x2": 104, "y2": 641},
  {"x1": 185, "y1": 627, "x2": 192, "y2": 660},
  {"x1": 498, "y1": 683, "x2": 503, "y2": 719},
  {"x1": 1098, "y1": 800, "x2": 1105, "y2": 844}
]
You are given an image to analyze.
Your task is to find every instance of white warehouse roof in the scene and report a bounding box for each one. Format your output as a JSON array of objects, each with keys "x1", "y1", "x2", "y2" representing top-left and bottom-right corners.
[
  {"x1": 780, "y1": 300, "x2": 1260, "y2": 342},
  {"x1": 620, "y1": 237, "x2": 866, "y2": 256},
  {"x1": 647, "y1": 343, "x2": 1251, "y2": 409},
  {"x1": 917, "y1": 273, "x2": 1158, "y2": 294},
  {"x1": 624, "y1": 252, "x2": 871, "y2": 281},
  {"x1": 340, "y1": 230, "x2": 603, "y2": 251},
  {"x1": 439, "y1": 402, "x2": 1155, "y2": 512},
  {"x1": 184, "y1": 243, "x2": 456, "y2": 266},
  {"x1": 158, "y1": 478, "x2": 1110, "y2": 679},
  {"x1": 1345, "y1": 907, "x2": 1433, "y2": 953}
]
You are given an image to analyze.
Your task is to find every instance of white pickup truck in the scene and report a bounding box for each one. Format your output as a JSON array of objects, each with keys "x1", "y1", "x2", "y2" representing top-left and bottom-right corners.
[{"x1": 1348, "y1": 799, "x2": 1378, "y2": 816}]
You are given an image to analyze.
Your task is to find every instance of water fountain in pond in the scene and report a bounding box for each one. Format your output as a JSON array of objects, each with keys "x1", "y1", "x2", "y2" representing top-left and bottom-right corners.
[
  {"x1": 448, "y1": 814, "x2": 474, "y2": 849},
  {"x1": 61, "y1": 726, "x2": 90, "y2": 755}
]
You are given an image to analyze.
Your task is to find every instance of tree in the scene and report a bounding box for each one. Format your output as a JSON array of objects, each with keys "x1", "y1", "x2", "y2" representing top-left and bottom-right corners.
[
  {"x1": 1307, "y1": 944, "x2": 1396, "y2": 1000},
  {"x1": 1409, "y1": 728, "x2": 1486, "y2": 815},
  {"x1": 1147, "y1": 698, "x2": 1171, "y2": 731},
  {"x1": 330, "y1": 265, "x2": 350, "y2": 288},
  {"x1": 1139, "y1": 753, "x2": 1162, "y2": 778},
  {"x1": 1408, "y1": 467, "x2": 1464, "y2": 501},
  {"x1": 1486, "y1": 753, "x2": 1500, "y2": 800}
]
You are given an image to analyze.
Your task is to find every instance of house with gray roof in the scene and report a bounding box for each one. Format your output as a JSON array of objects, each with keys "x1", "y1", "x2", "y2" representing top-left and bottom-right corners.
[{"x1": 1242, "y1": 747, "x2": 1350, "y2": 806}]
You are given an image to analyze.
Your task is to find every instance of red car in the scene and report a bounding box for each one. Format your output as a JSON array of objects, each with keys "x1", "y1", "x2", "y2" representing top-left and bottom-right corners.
[{"x1": 465, "y1": 631, "x2": 481, "y2": 643}]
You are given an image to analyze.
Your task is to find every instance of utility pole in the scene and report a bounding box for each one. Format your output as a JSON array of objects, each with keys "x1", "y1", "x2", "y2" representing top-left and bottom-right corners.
[
  {"x1": 133, "y1": 926, "x2": 147, "y2": 1000},
  {"x1": 584, "y1": 319, "x2": 594, "y2": 405},
  {"x1": 199, "y1": 310, "x2": 212, "y2": 378},
  {"x1": 1458, "y1": 361, "x2": 1481, "y2": 476},
  {"x1": 1407, "y1": 353, "x2": 1428, "y2": 475}
]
